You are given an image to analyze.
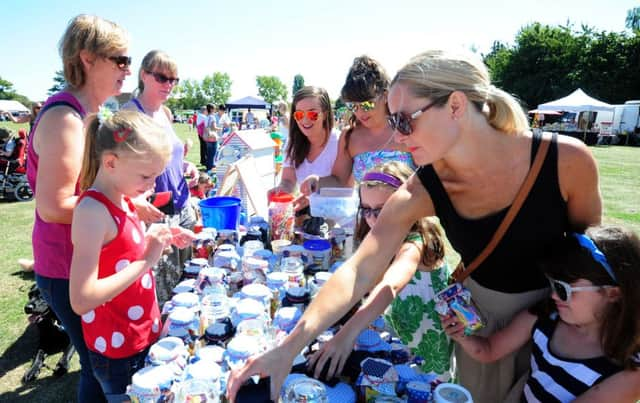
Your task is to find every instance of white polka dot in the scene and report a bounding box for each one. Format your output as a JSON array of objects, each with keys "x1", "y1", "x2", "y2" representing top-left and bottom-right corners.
[
  {"x1": 132, "y1": 229, "x2": 141, "y2": 244},
  {"x1": 82, "y1": 310, "x2": 95, "y2": 323},
  {"x1": 111, "y1": 332, "x2": 125, "y2": 348},
  {"x1": 114, "y1": 216, "x2": 121, "y2": 225},
  {"x1": 115, "y1": 259, "x2": 130, "y2": 273},
  {"x1": 94, "y1": 337, "x2": 107, "y2": 353},
  {"x1": 128, "y1": 305, "x2": 144, "y2": 320},
  {"x1": 141, "y1": 273, "x2": 152, "y2": 289},
  {"x1": 152, "y1": 318, "x2": 160, "y2": 333}
]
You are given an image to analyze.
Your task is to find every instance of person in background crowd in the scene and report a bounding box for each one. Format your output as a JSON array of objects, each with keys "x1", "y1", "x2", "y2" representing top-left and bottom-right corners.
[
  {"x1": 245, "y1": 107, "x2": 255, "y2": 128},
  {"x1": 196, "y1": 105, "x2": 210, "y2": 166},
  {"x1": 27, "y1": 14, "x2": 131, "y2": 402},
  {"x1": 1, "y1": 102, "x2": 43, "y2": 134},
  {"x1": 214, "y1": 103, "x2": 231, "y2": 137},
  {"x1": 189, "y1": 171, "x2": 213, "y2": 199},
  {"x1": 0, "y1": 127, "x2": 16, "y2": 158},
  {"x1": 203, "y1": 103, "x2": 219, "y2": 171},
  {"x1": 277, "y1": 101, "x2": 290, "y2": 146},
  {"x1": 123, "y1": 49, "x2": 197, "y2": 306},
  {"x1": 227, "y1": 49, "x2": 607, "y2": 402}
]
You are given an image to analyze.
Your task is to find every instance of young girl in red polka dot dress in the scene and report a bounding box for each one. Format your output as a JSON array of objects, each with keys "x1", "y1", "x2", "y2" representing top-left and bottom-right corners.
[{"x1": 69, "y1": 110, "x2": 176, "y2": 398}]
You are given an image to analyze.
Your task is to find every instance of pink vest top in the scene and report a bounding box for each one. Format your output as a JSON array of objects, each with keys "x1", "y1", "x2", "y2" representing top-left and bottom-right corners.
[{"x1": 27, "y1": 92, "x2": 85, "y2": 279}]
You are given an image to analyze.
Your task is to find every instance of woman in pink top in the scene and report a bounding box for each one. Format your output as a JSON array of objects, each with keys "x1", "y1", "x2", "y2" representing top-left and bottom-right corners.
[{"x1": 26, "y1": 15, "x2": 131, "y2": 402}]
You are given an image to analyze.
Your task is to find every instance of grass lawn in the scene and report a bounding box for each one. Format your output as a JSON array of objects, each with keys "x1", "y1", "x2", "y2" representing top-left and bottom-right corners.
[{"x1": 0, "y1": 121, "x2": 637, "y2": 401}]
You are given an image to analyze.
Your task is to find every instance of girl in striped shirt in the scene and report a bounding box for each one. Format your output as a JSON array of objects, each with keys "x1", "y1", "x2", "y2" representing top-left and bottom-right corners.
[{"x1": 442, "y1": 225, "x2": 640, "y2": 402}]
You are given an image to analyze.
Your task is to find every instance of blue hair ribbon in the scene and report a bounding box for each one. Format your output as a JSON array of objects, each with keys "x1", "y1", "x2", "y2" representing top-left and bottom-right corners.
[{"x1": 572, "y1": 233, "x2": 617, "y2": 283}]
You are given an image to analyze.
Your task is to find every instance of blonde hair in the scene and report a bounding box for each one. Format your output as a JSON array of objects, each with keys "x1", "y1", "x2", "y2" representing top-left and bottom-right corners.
[
  {"x1": 137, "y1": 50, "x2": 179, "y2": 93},
  {"x1": 80, "y1": 110, "x2": 172, "y2": 191},
  {"x1": 391, "y1": 49, "x2": 529, "y2": 134},
  {"x1": 59, "y1": 14, "x2": 129, "y2": 89},
  {"x1": 355, "y1": 161, "x2": 445, "y2": 268}
]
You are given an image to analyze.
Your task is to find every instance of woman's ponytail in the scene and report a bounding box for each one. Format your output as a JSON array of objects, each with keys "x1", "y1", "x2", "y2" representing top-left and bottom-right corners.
[{"x1": 485, "y1": 85, "x2": 529, "y2": 135}]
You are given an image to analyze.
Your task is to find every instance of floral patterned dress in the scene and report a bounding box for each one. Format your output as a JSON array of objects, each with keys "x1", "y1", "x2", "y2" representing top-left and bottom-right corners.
[
  {"x1": 384, "y1": 233, "x2": 454, "y2": 382},
  {"x1": 352, "y1": 150, "x2": 416, "y2": 183}
]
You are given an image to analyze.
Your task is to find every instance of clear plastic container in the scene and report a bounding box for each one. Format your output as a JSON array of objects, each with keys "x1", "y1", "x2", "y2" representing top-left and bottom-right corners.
[
  {"x1": 303, "y1": 239, "x2": 331, "y2": 272},
  {"x1": 282, "y1": 377, "x2": 328, "y2": 403},
  {"x1": 269, "y1": 192, "x2": 295, "y2": 241},
  {"x1": 281, "y1": 257, "x2": 305, "y2": 288},
  {"x1": 200, "y1": 294, "x2": 230, "y2": 333},
  {"x1": 309, "y1": 188, "x2": 358, "y2": 227},
  {"x1": 241, "y1": 256, "x2": 269, "y2": 285},
  {"x1": 175, "y1": 378, "x2": 220, "y2": 403}
]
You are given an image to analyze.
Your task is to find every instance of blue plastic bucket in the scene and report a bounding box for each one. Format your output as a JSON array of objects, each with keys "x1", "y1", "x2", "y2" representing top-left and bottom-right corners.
[{"x1": 199, "y1": 197, "x2": 241, "y2": 230}]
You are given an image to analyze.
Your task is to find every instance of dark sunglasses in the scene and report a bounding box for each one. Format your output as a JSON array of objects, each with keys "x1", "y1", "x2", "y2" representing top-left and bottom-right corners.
[
  {"x1": 360, "y1": 206, "x2": 382, "y2": 219},
  {"x1": 146, "y1": 70, "x2": 180, "y2": 86},
  {"x1": 293, "y1": 110, "x2": 319, "y2": 122},
  {"x1": 345, "y1": 99, "x2": 377, "y2": 112},
  {"x1": 107, "y1": 55, "x2": 132, "y2": 70},
  {"x1": 388, "y1": 95, "x2": 449, "y2": 136},
  {"x1": 547, "y1": 276, "x2": 612, "y2": 304}
]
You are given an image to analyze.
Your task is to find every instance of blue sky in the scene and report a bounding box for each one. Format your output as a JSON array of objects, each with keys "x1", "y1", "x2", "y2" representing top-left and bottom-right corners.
[{"x1": 1, "y1": 0, "x2": 637, "y2": 103}]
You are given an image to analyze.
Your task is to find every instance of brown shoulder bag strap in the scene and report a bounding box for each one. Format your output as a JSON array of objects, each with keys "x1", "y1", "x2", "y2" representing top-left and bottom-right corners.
[{"x1": 451, "y1": 131, "x2": 552, "y2": 284}]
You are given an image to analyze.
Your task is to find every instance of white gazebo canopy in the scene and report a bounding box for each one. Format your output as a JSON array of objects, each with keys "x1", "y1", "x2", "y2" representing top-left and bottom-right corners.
[
  {"x1": 0, "y1": 100, "x2": 29, "y2": 113},
  {"x1": 537, "y1": 88, "x2": 614, "y2": 112}
]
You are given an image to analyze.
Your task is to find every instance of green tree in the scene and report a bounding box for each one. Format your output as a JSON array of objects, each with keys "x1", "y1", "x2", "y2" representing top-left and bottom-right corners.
[
  {"x1": 0, "y1": 76, "x2": 17, "y2": 100},
  {"x1": 626, "y1": 7, "x2": 640, "y2": 33},
  {"x1": 482, "y1": 22, "x2": 640, "y2": 108},
  {"x1": 176, "y1": 79, "x2": 206, "y2": 110},
  {"x1": 484, "y1": 23, "x2": 582, "y2": 109},
  {"x1": 292, "y1": 74, "x2": 305, "y2": 97},
  {"x1": 47, "y1": 70, "x2": 67, "y2": 95},
  {"x1": 256, "y1": 75, "x2": 287, "y2": 104},
  {"x1": 202, "y1": 72, "x2": 232, "y2": 106},
  {"x1": 0, "y1": 76, "x2": 31, "y2": 105}
]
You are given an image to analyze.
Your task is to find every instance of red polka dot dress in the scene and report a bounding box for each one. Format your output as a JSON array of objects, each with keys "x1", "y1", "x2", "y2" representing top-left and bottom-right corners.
[{"x1": 79, "y1": 190, "x2": 161, "y2": 359}]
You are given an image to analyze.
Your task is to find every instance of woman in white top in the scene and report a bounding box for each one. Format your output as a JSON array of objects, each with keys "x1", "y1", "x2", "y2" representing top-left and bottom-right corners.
[{"x1": 271, "y1": 86, "x2": 338, "y2": 206}]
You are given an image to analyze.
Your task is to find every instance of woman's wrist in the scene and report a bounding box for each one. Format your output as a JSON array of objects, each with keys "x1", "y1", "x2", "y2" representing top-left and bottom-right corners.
[{"x1": 281, "y1": 325, "x2": 314, "y2": 361}]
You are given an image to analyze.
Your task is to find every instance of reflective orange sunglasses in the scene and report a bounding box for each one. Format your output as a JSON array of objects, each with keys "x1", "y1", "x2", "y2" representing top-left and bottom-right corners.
[{"x1": 293, "y1": 110, "x2": 320, "y2": 121}]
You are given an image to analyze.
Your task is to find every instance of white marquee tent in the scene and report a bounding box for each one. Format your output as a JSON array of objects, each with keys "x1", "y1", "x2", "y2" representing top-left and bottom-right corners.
[
  {"x1": 0, "y1": 100, "x2": 29, "y2": 113},
  {"x1": 537, "y1": 88, "x2": 614, "y2": 112}
]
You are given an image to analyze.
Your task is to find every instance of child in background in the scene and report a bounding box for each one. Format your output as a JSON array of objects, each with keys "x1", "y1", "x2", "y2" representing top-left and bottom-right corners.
[
  {"x1": 69, "y1": 110, "x2": 182, "y2": 398},
  {"x1": 190, "y1": 171, "x2": 213, "y2": 199},
  {"x1": 189, "y1": 172, "x2": 213, "y2": 222},
  {"x1": 443, "y1": 225, "x2": 640, "y2": 402},
  {"x1": 308, "y1": 161, "x2": 454, "y2": 382}
]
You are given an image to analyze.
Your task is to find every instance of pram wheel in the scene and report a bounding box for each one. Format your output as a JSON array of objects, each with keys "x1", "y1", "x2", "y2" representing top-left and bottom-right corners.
[{"x1": 14, "y1": 182, "x2": 33, "y2": 202}]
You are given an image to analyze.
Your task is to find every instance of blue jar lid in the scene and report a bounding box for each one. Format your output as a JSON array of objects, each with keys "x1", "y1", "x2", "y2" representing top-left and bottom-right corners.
[{"x1": 303, "y1": 239, "x2": 331, "y2": 251}]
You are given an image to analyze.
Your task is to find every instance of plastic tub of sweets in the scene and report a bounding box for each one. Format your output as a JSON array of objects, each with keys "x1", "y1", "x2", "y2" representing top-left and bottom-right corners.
[
  {"x1": 303, "y1": 239, "x2": 331, "y2": 272},
  {"x1": 309, "y1": 188, "x2": 358, "y2": 226},
  {"x1": 434, "y1": 383, "x2": 473, "y2": 403}
]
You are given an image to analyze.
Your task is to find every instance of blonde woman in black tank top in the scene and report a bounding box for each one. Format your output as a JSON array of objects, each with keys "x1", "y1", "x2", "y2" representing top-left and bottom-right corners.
[{"x1": 226, "y1": 50, "x2": 622, "y2": 403}]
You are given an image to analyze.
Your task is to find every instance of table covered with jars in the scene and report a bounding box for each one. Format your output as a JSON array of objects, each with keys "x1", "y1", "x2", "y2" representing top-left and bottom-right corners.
[{"x1": 125, "y1": 192, "x2": 472, "y2": 403}]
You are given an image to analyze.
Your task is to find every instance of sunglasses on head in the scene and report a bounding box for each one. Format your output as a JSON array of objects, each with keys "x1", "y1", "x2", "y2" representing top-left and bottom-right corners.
[
  {"x1": 107, "y1": 55, "x2": 132, "y2": 71},
  {"x1": 293, "y1": 110, "x2": 319, "y2": 122},
  {"x1": 360, "y1": 206, "x2": 382, "y2": 219},
  {"x1": 388, "y1": 94, "x2": 449, "y2": 136},
  {"x1": 546, "y1": 276, "x2": 612, "y2": 304},
  {"x1": 345, "y1": 99, "x2": 377, "y2": 112},
  {"x1": 146, "y1": 70, "x2": 180, "y2": 86}
]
